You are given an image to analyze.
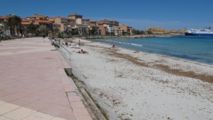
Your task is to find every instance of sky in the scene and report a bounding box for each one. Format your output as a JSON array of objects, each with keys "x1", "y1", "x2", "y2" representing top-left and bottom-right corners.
[{"x1": 0, "y1": 0, "x2": 212, "y2": 30}]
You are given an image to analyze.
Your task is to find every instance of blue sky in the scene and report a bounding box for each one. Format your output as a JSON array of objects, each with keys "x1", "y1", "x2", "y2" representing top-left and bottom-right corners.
[{"x1": 0, "y1": 0, "x2": 212, "y2": 30}]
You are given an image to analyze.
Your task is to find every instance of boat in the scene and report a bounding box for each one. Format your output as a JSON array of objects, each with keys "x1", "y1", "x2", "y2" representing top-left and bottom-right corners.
[{"x1": 185, "y1": 27, "x2": 213, "y2": 36}]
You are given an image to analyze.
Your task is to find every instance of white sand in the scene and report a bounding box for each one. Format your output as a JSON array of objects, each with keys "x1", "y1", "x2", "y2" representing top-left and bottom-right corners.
[{"x1": 60, "y1": 38, "x2": 213, "y2": 120}]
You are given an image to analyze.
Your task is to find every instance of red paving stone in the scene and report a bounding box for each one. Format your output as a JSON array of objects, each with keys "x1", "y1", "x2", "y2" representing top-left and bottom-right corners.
[{"x1": 0, "y1": 38, "x2": 92, "y2": 120}]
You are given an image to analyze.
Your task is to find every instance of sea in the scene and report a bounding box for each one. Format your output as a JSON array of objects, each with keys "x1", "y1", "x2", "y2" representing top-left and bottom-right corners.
[{"x1": 95, "y1": 36, "x2": 213, "y2": 64}]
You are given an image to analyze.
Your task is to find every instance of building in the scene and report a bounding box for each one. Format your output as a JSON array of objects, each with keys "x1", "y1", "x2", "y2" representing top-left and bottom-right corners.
[
  {"x1": 21, "y1": 14, "x2": 53, "y2": 26},
  {"x1": 0, "y1": 16, "x2": 8, "y2": 23},
  {"x1": 21, "y1": 14, "x2": 54, "y2": 36},
  {"x1": 88, "y1": 21, "x2": 99, "y2": 35},
  {"x1": 49, "y1": 17, "x2": 69, "y2": 32},
  {"x1": 0, "y1": 13, "x2": 134, "y2": 37},
  {"x1": 67, "y1": 13, "x2": 90, "y2": 36},
  {"x1": 82, "y1": 19, "x2": 90, "y2": 26},
  {"x1": 118, "y1": 24, "x2": 133, "y2": 36},
  {"x1": 68, "y1": 13, "x2": 83, "y2": 25},
  {"x1": 88, "y1": 21, "x2": 97, "y2": 27},
  {"x1": 97, "y1": 19, "x2": 119, "y2": 36}
]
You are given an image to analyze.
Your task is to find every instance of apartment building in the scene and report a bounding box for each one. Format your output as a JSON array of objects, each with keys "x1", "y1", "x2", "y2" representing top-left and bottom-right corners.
[
  {"x1": 97, "y1": 19, "x2": 119, "y2": 36},
  {"x1": 118, "y1": 24, "x2": 133, "y2": 36},
  {"x1": 21, "y1": 14, "x2": 53, "y2": 26},
  {"x1": 68, "y1": 13, "x2": 83, "y2": 25},
  {"x1": 50, "y1": 17, "x2": 69, "y2": 32}
]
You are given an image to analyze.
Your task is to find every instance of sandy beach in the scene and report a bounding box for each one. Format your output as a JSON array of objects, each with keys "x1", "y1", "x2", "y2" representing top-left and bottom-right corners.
[{"x1": 58, "y1": 38, "x2": 213, "y2": 120}]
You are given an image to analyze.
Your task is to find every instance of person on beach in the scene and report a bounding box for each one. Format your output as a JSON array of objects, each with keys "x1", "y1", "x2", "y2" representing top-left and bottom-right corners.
[
  {"x1": 77, "y1": 49, "x2": 88, "y2": 54},
  {"x1": 112, "y1": 44, "x2": 115, "y2": 48},
  {"x1": 78, "y1": 40, "x2": 81, "y2": 46}
]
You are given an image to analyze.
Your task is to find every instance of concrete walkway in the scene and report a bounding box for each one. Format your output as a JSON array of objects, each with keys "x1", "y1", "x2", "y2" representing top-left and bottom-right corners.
[
  {"x1": 0, "y1": 38, "x2": 92, "y2": 120},
  {"x1": 0, "y1": 100, "x2": 66, "y2": 120}
]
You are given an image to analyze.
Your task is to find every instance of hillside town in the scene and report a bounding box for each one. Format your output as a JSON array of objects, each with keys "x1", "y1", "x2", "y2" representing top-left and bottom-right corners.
[
  {"x1": 0, "y1": 13, "x2": 134, "y2": 39},
  {"x1": 0, "y1": 13, "x2": 186, "y2": 40}
]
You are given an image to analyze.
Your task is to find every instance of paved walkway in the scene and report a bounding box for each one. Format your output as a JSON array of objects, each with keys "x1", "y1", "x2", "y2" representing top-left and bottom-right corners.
[
  {"x1": 0, "y1": 38, "x2": 92, "y2": 120},
  {"x1": 0, "y1": 100, "x2": 66, "y2": 120}
]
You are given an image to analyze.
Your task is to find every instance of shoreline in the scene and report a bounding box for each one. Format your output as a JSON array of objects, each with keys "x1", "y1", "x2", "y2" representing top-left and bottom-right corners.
[
  {"x1": 62, "y1": 38, "x2": 213, "y2": 81},
  {"x1": 87, "y1": 36, "x2": 213, "y2": 65},
  {"x1": 58, "y1": 37, "x2": 213, "y2": 120},
  {"x1": 85, "y1": 34, "x2": 185, "y2": 39}
]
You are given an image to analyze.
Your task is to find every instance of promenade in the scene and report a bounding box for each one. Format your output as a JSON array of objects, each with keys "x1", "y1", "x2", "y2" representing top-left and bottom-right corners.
[{"x1": 0, "y1": 38, "x2": 92, "y2": 120}]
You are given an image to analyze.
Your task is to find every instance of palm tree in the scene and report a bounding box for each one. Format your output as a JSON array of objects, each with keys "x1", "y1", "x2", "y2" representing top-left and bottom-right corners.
[
  {"x1": 26, "y1": 23, "x2": 38, "y2": 36},
  {"x1": 89, "y1": 27, "x2": 99, "y2": 36},
  {"x1": 37, "y1": 25, "x2": 49, "y2": 36},
  {"x1": 7, "y1": 15, "x2": 22, "y2": 36}
]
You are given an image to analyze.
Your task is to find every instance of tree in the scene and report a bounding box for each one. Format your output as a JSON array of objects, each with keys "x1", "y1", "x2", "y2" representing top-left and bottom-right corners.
[
  {"x1": 64, "y1": 27, "x2": 72, "y2": 37},
  {"x1": 51, "y1": 25, "x2": 60, "y2": 37},
  {"x1": 132, "y1": 29, "x2": 145, "y2": 35},
  {"x1": 71, "y1": 28, "x2": 79, "y2": 35},
  {"x1": 89, "y1": 27, "x2": 99, "y2": 35},
  {"x1": 26, "y1": 23, "x2": 38, "y2": 35},
  {"x1": 0, "y1": 24, "x2": 3, "y2": 34},
  {"x1": 37, "y1": 25, "x2": 49, "y2": 36},
  {"x1": 64, "y1": 27, "x2": 79, "y2": 37},
  {"x1": 7, "y1": 15, "x2": 22, "y2": 36}
]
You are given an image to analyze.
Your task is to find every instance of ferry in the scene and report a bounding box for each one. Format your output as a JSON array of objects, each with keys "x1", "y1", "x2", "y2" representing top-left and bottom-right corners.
[{"x1": 185, "y1": 28, "x2": 213, "y2": 36}]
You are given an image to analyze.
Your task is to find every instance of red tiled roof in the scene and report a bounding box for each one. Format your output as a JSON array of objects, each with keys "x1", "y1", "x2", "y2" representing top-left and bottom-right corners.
[{"x1": 0, "y1": 16, "x2": 9, "y2": 20}]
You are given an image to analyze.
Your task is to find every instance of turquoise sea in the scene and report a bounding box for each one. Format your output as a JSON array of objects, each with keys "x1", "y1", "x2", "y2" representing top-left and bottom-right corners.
[{"x1": 96, "y1": 36, "x2": 213, "y2": 64}]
